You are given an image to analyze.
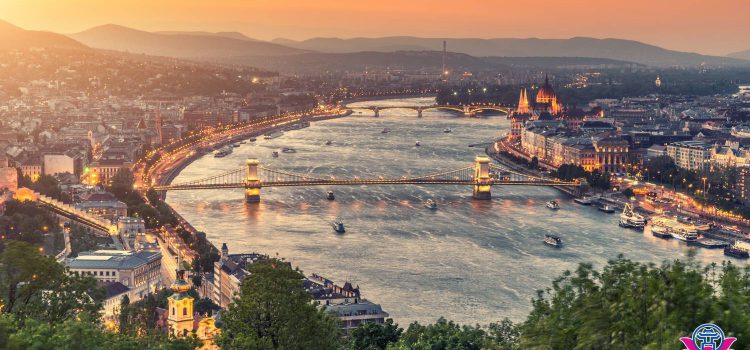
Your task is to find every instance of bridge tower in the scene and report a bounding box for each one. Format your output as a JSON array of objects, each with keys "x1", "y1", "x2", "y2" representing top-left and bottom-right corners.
[
  {"x1": 463, "y1": 106, "x2": 476, "y2": 117},
  {"x1": 472, "y1": 156, "x2": 492, "y2": 200},
  {"x1": 372, "y1": 106, "x2": 380, "y2": 117},
  {"x1": 245, "y1": 159, "x2": 261, "y2": 202}
]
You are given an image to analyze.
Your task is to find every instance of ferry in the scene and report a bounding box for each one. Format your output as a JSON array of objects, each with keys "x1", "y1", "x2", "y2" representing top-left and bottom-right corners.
[
  {"x1": 325, "y1": 140, "x2": 333, "y2": 146},
  {"x1": 281, "y1": 147, "x2": 297, "y2": 154},
  {"x1": 546, "y1": 200, "x2": 560, "y2": 210},
  {"x1": 619, "y1": 203, "x2": 646, "y2": 230},
  {"x1": 598, "y1": 204, "x2": 616, "y2": 213},
  {"x1": 724, "y1": 241, "x2": 750, "y2": 259},
  {"x1": 424, "y1": 199, "x2": 437, "y2": 210},
  {"x1": 651, "y1": 225, "x2": 672, "y2": 239},
  {"x1": 544, "y1": 234, "x2": 563, "y2": 248},
  {"x1": 272, "y1": 151, "x2": 279, "y2": 158},
  {"x1": 574, "y1": 196, "x2": 594, "y2": 205},
  {"x1": 415, "y1": 141, "x2": 421, "y2": 147},
  {"x1": 650, "y1": 216, "x2": 698, "y2": 242},
  {"x1": 264, "y1": 131, "x2": 284, "y2": 140},
  {"x1": 331, "y1": 218, "x2": 346, "y2": 233},
  {"x1": 443, "y1": 128, "x2": 452, "y2": 133},
  {"x1": 326, "y1": 191, "x2": 335, "y2": 200}
]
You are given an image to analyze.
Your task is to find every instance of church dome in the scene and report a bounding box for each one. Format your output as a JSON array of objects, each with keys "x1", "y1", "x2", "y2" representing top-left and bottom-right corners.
[
  {"x1": 170, "y1": 270, "x2": 192, "y2": 293},
  {"x1": 536, "y1": 74, "x2": 556, "y2": 103}
]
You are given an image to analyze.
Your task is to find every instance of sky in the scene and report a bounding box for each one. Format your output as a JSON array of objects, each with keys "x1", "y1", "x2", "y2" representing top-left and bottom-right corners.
[{"x1": 1, "y1": 0, "x2": 748, "y2": 55}]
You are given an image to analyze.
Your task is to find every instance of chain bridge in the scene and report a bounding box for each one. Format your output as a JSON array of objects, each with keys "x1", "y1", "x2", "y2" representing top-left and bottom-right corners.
[{"x1": 153, "y1": 157, "x2": 579, "y2": 202}]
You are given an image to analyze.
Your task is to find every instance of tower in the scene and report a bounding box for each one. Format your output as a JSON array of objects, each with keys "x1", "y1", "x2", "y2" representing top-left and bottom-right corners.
[
  {"x1": 655, "y1": 76, "x2": 662, "y2": 88},
  {"x1": 442, "y1": 40, "x2": 447, "y2": 77},
  {"x1": 516, "y1": 88, "x2": 531, "y2": 115},
  {"x1": 510, "y1": 89, "x2": 533, "y2": 137},
  {"x1": 167, "y1": 270, "x2": 194, "y2": 338}
]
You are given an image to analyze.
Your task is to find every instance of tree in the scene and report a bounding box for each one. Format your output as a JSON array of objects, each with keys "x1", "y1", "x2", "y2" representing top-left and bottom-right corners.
[
  {"x1": 217, "y1": 259, "x2": 342, "y2": 350},
  {"x1": 108, "y1": 168, "x2": 135, "y2": 201},
  {"x1": 146, "y1": 188, "x2": 160, "y2": 206},
  {"x1": 0, "y1": 241, "x2": 102, "y2": 323},
  {"x1": 528, "y1": 156, "x2": 539, "y2": 170},
  {"x1": 487, "y1": 318, "x2": 520, "y2": 350},
  {"x1": 393, "y1": 318, "x2": 490, "y2": 350},
  {"x1": 349, "y1": 319, "x2": 402, "y2": 350}
]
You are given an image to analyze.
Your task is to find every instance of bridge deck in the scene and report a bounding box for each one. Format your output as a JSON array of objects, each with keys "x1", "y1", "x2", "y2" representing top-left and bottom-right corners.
[{"x1": 156, "y1": 179, "x2": 577, "y2": 191}]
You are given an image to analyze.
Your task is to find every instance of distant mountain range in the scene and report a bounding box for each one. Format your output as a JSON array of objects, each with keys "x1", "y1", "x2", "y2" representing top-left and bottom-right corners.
[
  {"x1": 0, "y1": 20, "x2": 748, "y2": 70},
  {"x1": 273, "y1": 36, "x2": 750, "y2": 67},
  {"x1": 69, "y1": 24, "x2": 305, "y2": 58},
  {"x1": 0, "y1": 20, "x2": 86, "y2": 51},
  {"x1": 728, "y1": 49, "x2": 750, "y2": 61}
]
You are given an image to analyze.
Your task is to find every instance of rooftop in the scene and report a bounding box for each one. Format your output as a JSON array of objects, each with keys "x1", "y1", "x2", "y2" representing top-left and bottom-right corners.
[{"x1": 65, "y1": 250, "x2": 161, "y2": 270}]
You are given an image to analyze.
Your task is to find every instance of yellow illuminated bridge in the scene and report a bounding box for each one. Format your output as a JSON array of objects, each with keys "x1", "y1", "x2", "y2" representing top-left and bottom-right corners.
[{"x1": 153, "y1": 156, "x2": 580, "y2": 202}]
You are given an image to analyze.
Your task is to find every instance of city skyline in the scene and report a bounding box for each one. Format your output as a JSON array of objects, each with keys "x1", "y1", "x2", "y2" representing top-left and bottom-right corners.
[{"x1": 1, "y1": 0, "x2": 749, "y2": 56}]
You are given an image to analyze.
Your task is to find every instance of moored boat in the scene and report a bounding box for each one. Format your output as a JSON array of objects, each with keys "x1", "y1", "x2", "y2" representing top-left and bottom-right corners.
[
  {"x1": 574, "y1": 196, "x2": 593, "y2": 205},
  {"x1": 724, "y1": 242, "x2": 750, "y2": 259},
  {"x1": 619, "y1": 203, "x2": 646, "y2": 230},
  {"x1": 650, "y1": 225, "x2": 672, "y2": 239},
  {"x1": 598, "y1": 204, "x2": 616, "y2": 213}
]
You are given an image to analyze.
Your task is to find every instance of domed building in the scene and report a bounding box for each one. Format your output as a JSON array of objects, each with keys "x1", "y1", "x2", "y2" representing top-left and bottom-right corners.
[{"x1": 535, "y1": 74, "x2": 562, "y2": 115}]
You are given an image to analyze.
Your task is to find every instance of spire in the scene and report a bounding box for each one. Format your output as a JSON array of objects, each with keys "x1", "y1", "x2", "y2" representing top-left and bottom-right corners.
[
  {"x1": 517, "y1": 88, "x2": 531, "y2": 115},
  {"x1": 544, "y1": 74, "x2": 549, "y2": 87}
]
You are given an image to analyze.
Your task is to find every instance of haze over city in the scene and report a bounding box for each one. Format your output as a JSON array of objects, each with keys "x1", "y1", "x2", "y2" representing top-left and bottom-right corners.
[{"x1": 1, "y1": 0, "x2": 749, "y2": 55}]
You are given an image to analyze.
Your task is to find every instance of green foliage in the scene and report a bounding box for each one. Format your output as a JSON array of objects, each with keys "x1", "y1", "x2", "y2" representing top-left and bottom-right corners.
[
  {"x1": 622, "y1": 188, "x2": 635, "y2": 198},
  {"x1": 519, "y1": 256, "x2": 750, "y2": 349},
  {"x1": 217, "y1": 259, "x2": 342, "y2": 350},
  {"x1": 349, "y1": 318, "x2": 403, "y2": 350},
  {"x1": 555, "y1": 164, "x2": 610, "y2": 190},
  {"x1": 391, "y1": 318, "x2": 492, "y2": 350},
  {"x1": 0, "y1": 240, "x2": 103, "y2": 323},
  {"x1": 0, "y1": 200, "x2": 58, "y2": 245},
  {"x1": 18, "y1": 174, "x2": 66, "y2": 202}
]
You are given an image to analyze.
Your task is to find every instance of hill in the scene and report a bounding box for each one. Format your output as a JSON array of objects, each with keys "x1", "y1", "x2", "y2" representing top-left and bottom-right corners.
[
  {"x1": 272, "y1": 36, "x2": 750, "y2": 67},
  {"x1": 0, "y1": 19, "x2": 87, "y2": 51},
  {"x1": 70, "y1": 24, "x2": 305, "y2": 58},
  {"x1": 155, "y1": 30, "x2": 259, "y2": 42},
  {"x1": 728, "y1": 49, "x2": 750, "y2": 61}
]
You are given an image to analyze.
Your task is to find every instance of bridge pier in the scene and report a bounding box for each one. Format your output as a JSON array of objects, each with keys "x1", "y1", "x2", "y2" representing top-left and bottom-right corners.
[
  {"x1": 417, "y1": 107, "x2": 423, "y2": 118},
  {"x1": 472, "y1": 156, "x2": 492, "y2": 200},
  {"x1": 372, "y1": 107, "x2": 379, "y2": 117},
  {"x1": 245, "y1": 159, "x2": 261, "y2": 202}
]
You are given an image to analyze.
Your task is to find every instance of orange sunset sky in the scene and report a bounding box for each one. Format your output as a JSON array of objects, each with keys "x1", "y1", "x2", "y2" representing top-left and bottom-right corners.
[{"x1": 1, "y1": 0, "x2": 748, "y2": 55}]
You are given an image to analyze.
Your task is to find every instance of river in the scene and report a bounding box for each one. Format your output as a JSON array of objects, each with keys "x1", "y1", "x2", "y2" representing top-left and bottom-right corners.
[{"x1": 167, "y1": 97, "x2": 732, "y2": 325}]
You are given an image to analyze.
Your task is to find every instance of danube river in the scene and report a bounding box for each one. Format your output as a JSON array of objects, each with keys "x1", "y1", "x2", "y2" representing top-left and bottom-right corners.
[{"x1": 167, "y1": 97, "x2": 730, "y2": 325}]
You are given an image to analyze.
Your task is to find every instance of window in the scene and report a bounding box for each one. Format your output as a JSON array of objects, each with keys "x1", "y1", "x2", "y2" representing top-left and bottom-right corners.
[
  {"x1": 172, "y1": 307, "x2": 175, "y2": 316},
  {"x1": 183, "y1": 308, "x2": 187, "y2": 316}
]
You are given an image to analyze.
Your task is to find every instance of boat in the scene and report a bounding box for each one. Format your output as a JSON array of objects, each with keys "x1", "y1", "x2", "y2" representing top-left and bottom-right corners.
[
  {"x1": 381, "y1": 128, "x2": 390, "y2": 134},
  {"x1": 415, "y1": 141, "x2": 421, "y2": 147},
  {"x1": 263, "y1": 131, "x2": 284, "y2": 139},
  {"x1": 424, "y1": 199, "x2": 437, "y2": 210},
  {"x1": 325, "y1": 140, "x2": 333, "y2": 146},
  {"x1": 650, "y1": 215, "x2": 698, "y2": 242},
  {"x1": 598, "y1": 205, "x2": 616, "y2": 213},
  {"x1": 443, "y1": 128, "x2": 452, "y2": 133},
  {"x1": 249, "y1": 137, "x2": 257, "y2": 142},
  {"x1": 272, "y1": 151, "x2": 279, "y2": 158},
  {"x1": 724, "y1": 242, "x2": 750, "y2": 259},
  {"x1": 544, "y1": 234, "x2": 563, "y2": 248},
  {"x1": 619, "y1": 203, "x2": 646, "y2": 230},
  {"x1": 326, "y1": 191, "x2": 335, "y2": 200},
  {"x1": 281, "y1": 147, "x2": 296, "y2": 153},
  {"x1": 232, "y1": 143, "x2": 241, "y2": 148},
  {"x1": 213, "y1": 146, "x2": 233, "y2": 158},
  {"x1": 574, "y1": 196, "x2": 594, "y2": 205},
  {"x1": 331, "y1": 218, "x2": 345, "y2": 233},
  {"x1": 650, "y1": 225, "x2": 672, "y2": 239},
  {"x1": 546, "y1": 200, "x2": 560, "y2": 210}
]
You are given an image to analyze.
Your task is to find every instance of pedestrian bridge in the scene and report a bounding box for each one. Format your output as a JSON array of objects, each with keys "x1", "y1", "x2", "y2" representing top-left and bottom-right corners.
[
  {"x1": 349, "y1": 104, "x2": 513, "y2": 117},
  {"x1": 153, "y1": 156, "x2": 579, "y2": 202}
]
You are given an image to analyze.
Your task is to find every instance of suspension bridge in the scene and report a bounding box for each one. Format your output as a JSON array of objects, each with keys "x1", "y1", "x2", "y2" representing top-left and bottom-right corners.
[{"x1": 152, "y1": 156, "x2": 580, "y2": 202}]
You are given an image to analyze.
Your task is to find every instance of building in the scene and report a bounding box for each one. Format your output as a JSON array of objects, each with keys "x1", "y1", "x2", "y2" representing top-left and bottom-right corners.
[
  {"x1": 305, "y1": 273, "x2": 389, "y2": 332},
  {"x1": 738, "y1": 166, "x2": 750, "y2": 204},
  {"x1": 535, "y1": 75, "x2": 562, "y2": 115},
  {"x1": 43, "y1": 151, "x2": 85, "y2": 177},
  {"x1": 710, "y1": 141, "x2": 749, "y2": 169},
  {"x1": 65, "y1": 250, "x2": 162, "y2": 299},
  {"x1": 166, "y1": 270, "x2": 220, "y2": 349},
  {"x1": 666, "y1": 141, "x2": 714, "y2": 172},
  {"x1": 75, "y1": 191, "x2": 128, "y2": 220},
  {"x1": 593, "y1": 136, "x2": 630, "y2": 173},
  {"x1": 117, "y1": 216, "x2": 146, "y2": 237},
  {"x1": 510, "y1": 89, "x2": 534, "y2": 137},
  {"x1": 0, "y1": 161, "x2": 18, "y2": 192},
  {"x1": 88, "y1": 158, "x2": 132, "y2": 185},
  {"x1": 212, "y1": 243, "x2": 269, "y2": 308}
]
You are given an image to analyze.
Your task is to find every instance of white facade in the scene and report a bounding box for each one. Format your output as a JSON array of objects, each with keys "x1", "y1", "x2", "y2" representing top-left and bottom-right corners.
[{"x1": 43, "y1": 154, "x2": 75, "y2": 175}]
